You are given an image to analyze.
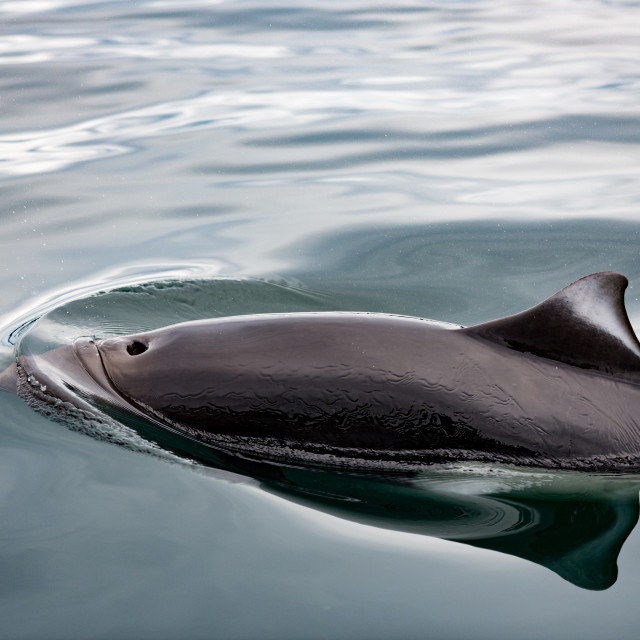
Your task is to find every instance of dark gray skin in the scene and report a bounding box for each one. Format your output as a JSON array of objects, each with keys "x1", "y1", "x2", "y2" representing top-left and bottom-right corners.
[{"x1": 4, "y1": 272, "x2": 640, "y2": 471}]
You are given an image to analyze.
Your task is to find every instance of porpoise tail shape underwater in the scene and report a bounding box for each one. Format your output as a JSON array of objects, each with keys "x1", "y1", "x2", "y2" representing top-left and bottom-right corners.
[{"x1": 4, "y1": 272, "x2": 640, "y2": 472}]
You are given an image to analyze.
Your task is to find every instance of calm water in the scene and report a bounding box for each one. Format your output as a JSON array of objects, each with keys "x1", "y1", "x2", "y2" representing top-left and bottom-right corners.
[{"x1": 2, "y1": 1, "x2": 640, "y2": 638}]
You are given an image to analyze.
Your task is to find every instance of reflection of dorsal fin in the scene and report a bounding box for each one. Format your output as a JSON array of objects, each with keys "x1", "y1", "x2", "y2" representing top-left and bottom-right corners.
[{"x1": 463, "y1": 272, "x2": 640, "y2": 376}]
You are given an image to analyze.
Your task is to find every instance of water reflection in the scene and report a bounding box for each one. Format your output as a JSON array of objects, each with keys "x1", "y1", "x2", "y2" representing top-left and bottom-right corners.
[
  {"x1": 226, "y1": 458, "x2": 640, "y2": 592},
  {"x1": 95, "y1": 395, "x2": 639, "y2": 593}
]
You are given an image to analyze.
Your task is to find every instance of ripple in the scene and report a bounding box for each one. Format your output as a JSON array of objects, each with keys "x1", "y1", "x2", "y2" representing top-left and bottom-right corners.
[
  {"x1": 0, "y1": 89, "x2": 435, "y2": 177},
  {"x1": 0, "y1": 34, "x2": 288, "y2": 65},
  {"x1": 2, "y1": 1, "x2": 639, "y2": 180},
  {"x1": 0, "y1": 0, "x2": 72, "y2": 14},
  {"x1": 3, "y1": 83, "x2": 640, "y2": 180}
]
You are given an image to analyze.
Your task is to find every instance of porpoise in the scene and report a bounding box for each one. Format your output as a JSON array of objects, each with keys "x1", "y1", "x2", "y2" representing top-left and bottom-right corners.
[{"x1": 3, "y1": 272, "x2": 640, "y2": 471}]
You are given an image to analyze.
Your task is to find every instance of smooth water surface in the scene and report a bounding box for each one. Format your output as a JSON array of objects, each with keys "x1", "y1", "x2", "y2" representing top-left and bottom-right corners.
[{"x1": 1, "y1": 1, "x2": 640, "y2": 638}]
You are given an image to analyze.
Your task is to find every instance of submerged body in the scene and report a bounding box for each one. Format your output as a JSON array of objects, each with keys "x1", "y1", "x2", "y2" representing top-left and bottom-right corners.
[{"x1": 4, "y1": 272, "x2": 640, "y2": 471}]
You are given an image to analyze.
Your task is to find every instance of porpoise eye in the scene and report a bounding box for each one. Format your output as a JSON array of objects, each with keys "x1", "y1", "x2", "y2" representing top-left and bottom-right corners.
[{"x1": 126, "y1": 341, "x2": 148, "y2": 356}]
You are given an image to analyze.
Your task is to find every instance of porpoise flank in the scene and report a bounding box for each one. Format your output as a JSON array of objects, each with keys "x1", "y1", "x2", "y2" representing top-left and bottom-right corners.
[{"x1": 3, "y1": 272, "x2": 640, "y2": 471}]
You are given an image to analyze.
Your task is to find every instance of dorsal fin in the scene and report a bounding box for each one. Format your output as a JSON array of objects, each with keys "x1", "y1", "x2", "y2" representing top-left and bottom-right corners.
[{"x1": 463, "y1": 272, "x2": 640, "y2": 377}]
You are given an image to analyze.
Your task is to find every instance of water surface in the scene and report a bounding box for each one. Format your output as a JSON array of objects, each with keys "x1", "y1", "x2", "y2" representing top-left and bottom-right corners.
[{"x1": 1, "y1": 1, "x2": 640, "y2": 638}]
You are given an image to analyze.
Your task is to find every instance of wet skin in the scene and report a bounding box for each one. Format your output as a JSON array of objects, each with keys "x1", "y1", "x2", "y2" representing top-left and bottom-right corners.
[{"x1": 4, "y1": 272, "x2": 640, "y2": 471}]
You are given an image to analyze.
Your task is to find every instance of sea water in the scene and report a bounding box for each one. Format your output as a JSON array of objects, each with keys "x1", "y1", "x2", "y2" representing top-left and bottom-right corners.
[{"x1": 1, "y1": 2, "x2": 640, "y2": 638}]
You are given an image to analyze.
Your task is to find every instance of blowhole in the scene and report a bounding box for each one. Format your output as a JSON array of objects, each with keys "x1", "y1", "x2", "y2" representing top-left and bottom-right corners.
[{"x1": 127, "y1": 341, "x2": 148, "y2": 356}]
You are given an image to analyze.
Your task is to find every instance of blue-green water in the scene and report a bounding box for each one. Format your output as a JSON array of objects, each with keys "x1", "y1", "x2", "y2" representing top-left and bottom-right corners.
[{"x1": 2, "y1": 2, "x2": 640, "y2": 638}]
